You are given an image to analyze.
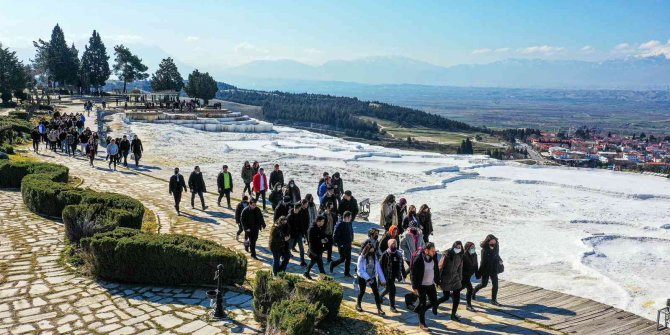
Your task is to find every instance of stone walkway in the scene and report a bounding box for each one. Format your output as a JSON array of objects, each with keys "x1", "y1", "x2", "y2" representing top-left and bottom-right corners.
[{"x1": 3, "y1": 104, "x2": 663, "y2": 334}]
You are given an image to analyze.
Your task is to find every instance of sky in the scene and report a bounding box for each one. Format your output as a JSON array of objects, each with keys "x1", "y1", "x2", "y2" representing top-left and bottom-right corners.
[{"x1": 2, "y1": 0, "x2": 670, "y2": 72}]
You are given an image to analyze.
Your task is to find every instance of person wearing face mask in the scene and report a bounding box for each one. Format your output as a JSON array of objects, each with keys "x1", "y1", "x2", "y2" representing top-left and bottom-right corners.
[
  {"x1": 379, "y1": 224, "x2": 400, "y2": 255},
  {"x1": 269, "y1": 184, "x2": 284, "y2": 210},
  {"x1": 240, "y1": 199, "x2": 266, "y2": 259},
  {"x1": 269, "y1": 216, "x2": 291, "y2": 276},
  {"x1": 217, "y1": 165, "x2": 234, "y2": 208},
  {"x1": 438, "y1": 241, "x2": 465, "y2": 322},
  {"x1": 380, "y1": 194, "x2": 398, "y2": 231},
  {"x1": 252, "y1": 167, "x2": 269, "y2": 211},
  {"x1": 400, "y1": 226, "x2": 426, "y2": 269},
  {"x1": 331, "y1": 172, "x2": 344, "y2": 199},
  {"x1": 188, "y1": 166, "x2": 208, "y2": 210},
  {"x1": 338, "y1": 190, "x2": 359, "y2": 220},
  {"x1": 169, "y1": 167, "x2": 188, "y2": 215},
  {"x1": 304, "y1": 216, "x2": 328, "y2": 280},
  {"x1": 288, "y1": 201, "x2": 309, "y2": 267},
  {"x1": 411, "y1": 242, "x2": 441, "y2": 331},
  {"x1": 356, "y1": 242, "x2": 386, "y2": 316},
  {"x1": 362, "y1": 228, "x2": 381, "y2": 255},
  {"x1": 320, "y1": 201, "x2": 337, "y2": 263},
  {"x1": 401, "y1": 205, "x2": 420, "y2": 235},
  {"x1": 473, "y1": 234, "x2": 502, "y2": 306},
  {"x1": 269, "y1": 164, "x2": 284, "y2": 190},
  {"x1": 462, "y1": 242, "x2": 479, "y2": 312},
  {"x1": 284, "y1": 179, "x2": 301, "y2": 206},
  {"x1": 304, "y1": 194, "x2": 318, "y2": 231},
  {"x1": 380, "y1": 238, "x2": 406, "y2": 313},
  {"x1": 274, "y1": 196, "x2": 292, "y2": 222},
  {"x1": 241, "y1": 161, "x2": 254, "y2": 196},
  {"x1": 396, "y1": 198, "x2": 408, "y2": 224},
  {"x1": 331, "y1": 211, "x2": 354, "y2": 276},
  {"x1": 417, "y1": 204, "x2": 433, "y2": 243},
  {"x1": 234, "y1": 196, "x2": 249, "y2": 241}
]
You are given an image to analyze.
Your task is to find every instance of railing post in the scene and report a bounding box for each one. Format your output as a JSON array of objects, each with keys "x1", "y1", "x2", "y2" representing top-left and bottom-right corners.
[{"x1": 214, "y1": 264, "x2": 225, "y2": 318}]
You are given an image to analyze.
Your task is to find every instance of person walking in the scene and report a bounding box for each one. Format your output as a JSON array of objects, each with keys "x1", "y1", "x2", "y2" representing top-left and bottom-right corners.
[
  {"x1": 396, "y1": 198, "x2": 408, "y2": 225},
  {"x1": 252, "y1": 161, "x2": 260, "y2": 175},
  {"x1": 131, "y1": 135, "x2": 143, "y2": 168},
  {"x1": 331, "y1": 211, "x2": 354, "y2": 276},
  {"x1": 320, "y1": 185, "x2": 339, "y2": 213},
  {"x1": 169, "y1": 167, "x2": 188, "y2": 215},
  {"x1": 188, "y1": 166, "x2": 208, "y2": 210},
  {"x1": 331, "y1": 172, "x2": 344, "y2": 199},
  {"x1": 338, "y1": 190, "x2": 359, "y2": 220},
  {"x1": 269, "y1": 184, "x2": 284, "y2": 210},
  {"x1": 411, "y1": 242, "x2": 440, "y2": 331},
  {"x1": 305, "y1": 194, "x2": 317, "y2": 228},
  {"x1": 241, "y1": 161, "x2": 254, "y2": 196},
  {"x1": 304, "y1": 215, "x2": 327, "y2": 280},
  {"x1": 462, "y1": 241, "x2": 479, "y2": 312},
  {"x1": 69, "y1": 129, "x2": 78, "y2": 157},
  {"x1": 400, "y1": 226, "x2": 426, "y2": 269},
  {"x1": 106, "y1": 139, "x2": 119, "y2": 170},
  {"x1": 269, "y1": 216, "x2": 291, "y2": 276},
  {"x1": 380, "y1": 238, "x2": 406, "y2": 313},
  {"x1": 234, "y1": 196, "x2": 250, "y2": 241},
  {"x1": 438, "y1": 241, "x2": 465, "y2": 322},
  {"x1": 30, "y1": 127, "x2": 40, "y2": 152},
  {"x1": 379, "y1": 195, "x2": 398, "y2": 231},
  {"x1": 418, "y1": 204, "x2": 433, "y2": 243},
  {"x1": 273, "y1": 196, "x2": 291, "y2": 223},
  {"x1": 379, "y1": 224, "x2": 400, "y2": 255},
  {"x1": 78, "y1": 131, "x2": 89, "y2": 157},
  {"x1": 269, "y1": 164, "x2": 284, "y2": 190},
  {"x1": 402, "y1": 205, "x2": 420, "y2": 234},
  {"x1": 321, "y1": 201, "x2": 337, "y2": 263},
  {"x1": 284, "y1": 179, "x2": 301, "y2": 206},
  {"x1": 356, "y1": 242, "x2": 386, "y2": 316},
  {"x1": 252, "y1": 167, "x2": 269, "y2": 211},
  {"x1": 240, "y1": 199, "x2": 265, "y2": 259},
  {"x1": 288, "y1": 200, "x2": 309, "y2": 267},
  {"x1": 473, "y1": 234, "x2": 503, "y2": 306},
  {"x1": 119, "y1": 135, "x2": 130, "y2": 167},
  {"x1": 217, "y1": 165, "x2": 234, "y2": 208},
  {"x1": 86, "y1": 137, "x2": 97, "y2": 167}
]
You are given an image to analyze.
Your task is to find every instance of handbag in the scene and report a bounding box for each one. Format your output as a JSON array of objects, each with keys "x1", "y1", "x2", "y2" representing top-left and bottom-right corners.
[
  {"x1": 496, "y1": 256, "x2": 504, "y2": 274},
  {"x1": 405, "y1": 293, "x2": 420, "y2": 312}
]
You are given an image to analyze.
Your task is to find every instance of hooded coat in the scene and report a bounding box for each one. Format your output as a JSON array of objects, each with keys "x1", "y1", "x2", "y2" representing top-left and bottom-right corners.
[
  {"x1": 439, "y1": 248, "x2": 463, "y2": 292},
  {"x1": 400, "y1": 228, "x2": 425, "y2": 263}
]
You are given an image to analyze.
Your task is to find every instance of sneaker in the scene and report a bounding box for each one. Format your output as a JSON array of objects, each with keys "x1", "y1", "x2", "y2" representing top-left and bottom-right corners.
[
  {"x1": 355, "y1": 305, "x2": 363, "y2": 312},
  {"x1": 329, "y1": 262, "x2": 335, "y2": 273},
  {"x1": 303, "y1": 272, "x2": 313, "y2": 280},
  {"x1": 466, "y1": 305, "x2": 475, "y2": 312},
  {"x1": 203, "y1": 206, "x2": 208, "y2": 210},
  {"x1": 491, "y1": 300, "x2": 501, "y2": 306},
  {"x1": 450, "y1": 314, "x2": 461, "y2": 322},
  {"x1": 377, "y1": 309, "x2": 385, "y2": 316}
]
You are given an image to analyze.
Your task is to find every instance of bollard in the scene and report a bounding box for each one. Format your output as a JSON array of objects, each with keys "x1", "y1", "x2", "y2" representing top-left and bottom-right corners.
[{"x1": 213, "y1": 264, "x2": 226, "y2": 318}]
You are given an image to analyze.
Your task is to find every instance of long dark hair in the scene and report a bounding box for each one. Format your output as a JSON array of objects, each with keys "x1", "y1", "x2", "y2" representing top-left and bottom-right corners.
[
  {"x1": 382, "y1": 194, "x2": 395, "y2": 205},
  {"x1": 480, "y1": 234, "x2": 499, "y2": 249}
]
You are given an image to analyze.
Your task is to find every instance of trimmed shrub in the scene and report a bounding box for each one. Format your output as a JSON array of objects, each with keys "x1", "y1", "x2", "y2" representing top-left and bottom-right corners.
[
  {"x1": 0, "y1": 144, "x2": 14, "y2": 154},
  {"x1": 80, "y1": 228, "x2": 247, "y2": 286},
  {"x1": 0, "y1": 161, "x2": 68, "y2": 188},
  {"x1": 21, "y1": 174, "x2": 73, "y2": 217},
  {"x1": 0, "y1": 116, "x2": 33, "y2": 134},
  {"x1": 294, "y1": 276, "x2": 343, "y2": 321},
  {"x1": 266, "y1": 299, "x2": 326, "y2": 335},
  {"x1": 253, "y1": 270, "x2": 292, "y2": 321},
  {"x1": 7, "y1": 111, "x2": 29, "y2": 120},
  {"x1": 80, "y1": 192, "x2": 144, "y2": 229},
  {"x1": 62, "y1": 204, "x2": 119, "y2": 243}
]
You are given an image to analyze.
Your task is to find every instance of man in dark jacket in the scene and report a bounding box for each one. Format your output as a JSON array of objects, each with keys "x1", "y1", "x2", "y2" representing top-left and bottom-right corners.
[
  {"x1": 411, "y1": 242, "x2": 440, "y2": 331},
  {"x1": 304, "y1": 215, "x2": 327, "y2": 279},
  {"x1": 331, "y1": 172, "x2": 344, "y2": 198},
  {"x1": 234, "y1": 196, "x2": 249, "y2": 241},
  {"x1": 30, "y1": 128, "x2": 40, "y2": 152},
  {"x1": 320, "y1": 185, "x2": 339, "y2": 213},
  {"x1": 273, "y1": 196, "x2": 291, "y2": 222},
  {"x1": 240, "y1": 199, "x2": 265, "y2": 258},
  {"x1": 119, "y1": 135, "x2": 131, "y2": 167},
  {"x1": 217, "y1": 165, "x2": 234, "y2": 208},
  {"x1": 287, "y1": 200, "x2": 309, "y2": 267},
  {"x1": 130, "y1": 135, "x2": 143, "y2": 167},
  {"x1": 269, "y1": 164, "x2": 284, "y2": 190},
  {"x1": 169, "y1": 167, "x2": 188, "y2": 215},
  {"x1": 188, "y1": 166, "x2": 208, "y2": 210},
  {"x1": 330, "y1": 211, "x2": 354, "y2": 276},
  {"x1": 338, "y1": 190, "x2": 359, "y2": 220},
  {"x1": 380, "y1": 238, "x2": 406, "y2": 312}
]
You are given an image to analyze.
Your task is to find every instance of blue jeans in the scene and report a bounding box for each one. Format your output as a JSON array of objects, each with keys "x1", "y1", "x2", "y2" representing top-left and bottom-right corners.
[
  {"x1": 290, "y1": 237, "x2": 305, "y2": 263},
  {"x1": 272, "y1": 249, "x2": 290, "y2": 275}
]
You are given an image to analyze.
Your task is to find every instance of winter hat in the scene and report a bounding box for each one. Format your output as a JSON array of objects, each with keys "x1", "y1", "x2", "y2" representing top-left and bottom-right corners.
[{"x1": 389, "y1": 225, "x2": 399, "y2": 238}]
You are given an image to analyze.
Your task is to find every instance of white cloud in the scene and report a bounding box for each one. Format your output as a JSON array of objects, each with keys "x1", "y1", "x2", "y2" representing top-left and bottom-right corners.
[
  {"x1": 494, "y1": 48, "x2": 510, "y2": 53},
  {"x1": 303, "y1": 48, "x2": 322, "y2": 54},
  {"x1": 637, "y1": 39, "x2": 670, "y2": 59},
  {"x1": 234, "y1": 42, "x2": 269, "y2": 54},
  {"x1": 518, "y1": 45, "x2": 565, "y2": 55},
  {"x1": 472, "y1": 48, "x2": 492, "y2": 55},
  {"x1": 581, "y1": 45, "x2": 595, "y2": 53},
  {"x1": 613, "y1": 43, "x2": 630, "y2": 51},
  {"x1": 186, "y1": 36, "x2": 199, "y2": 42}
]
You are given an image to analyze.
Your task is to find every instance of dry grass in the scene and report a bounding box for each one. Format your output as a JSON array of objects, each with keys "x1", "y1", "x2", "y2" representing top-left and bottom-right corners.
[{"x1": 141, "y1": 208, "x2": 159, "y2": 234}]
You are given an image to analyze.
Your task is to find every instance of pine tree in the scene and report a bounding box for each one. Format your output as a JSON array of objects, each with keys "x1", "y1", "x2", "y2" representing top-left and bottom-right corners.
[
  {"x1": 46, "y1": 24, "x2": 78, "y2": 87},
  {"x1": 113, "y1": 45, "x2": 148, "y2": 93},
  {"x1": 80, "y1": 30, "x2": 111, "y2": 94},
  {"x1": 150, "y1": 57, "x2": 184, "y2": 92},
  {"x1": 0, "y1": 43, "x2": 28, "y2": 103},
  {"x1": 184, "y1": 69, "x2": 218, "y2": 105}
]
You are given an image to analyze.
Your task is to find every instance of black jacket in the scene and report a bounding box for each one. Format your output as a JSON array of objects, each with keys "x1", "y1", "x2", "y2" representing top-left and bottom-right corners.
[
  {"x1": 321, "y1": 193, "x2": 339, "y2": 213},
  {"x1": 131, "y1": 138, "x2": 143, "y2": 154},
  {"x1": 287, "y1": 208, "x2": 308, "y2": 239},
  {"x1": 379, "y1": 233, "x2": 400, "y2": 254},
  {"x1": 462, "y1": 252, "x2": 479, "y2": 281},
  {"x1": 241, "y1": 206, "x2": 265, "y2": 233},
  {"x1": 411, "y1": 253, "x2": 440, "y2": 290},
  {"x1": 217, "y1": 171, "x2": 234, "y2": 191},
  {"x1": 478, "y1": 245, "x2": 501, "y2": 278},
  {"x1": 188, "y1": 172, "x2": 206, "y2": 192},
  {"x1": 381, "y1": 250, "x2": 406, "y2": 282},
  {"x1": 333, "y1": 219, "x2": 353, "y2": 247},
  {"x1": 235, "y1": 201, "x2": 249, "y2": 224},
  {"x1": 307, "y1": 222, "x2": 326, "y2": 256},
  {"x1": 169, "y1": 174, "x2": 187, "y2": 194},
  {"x1": 269, "y1": 170, "x2": 284, "y2": 189},
  {"x1": 331, "y1": 177, "x2": 343, "y2": 196},
  {"x1": 338, "y1": 196, "x2": 359, "y2": 220},
  {"x1": 274, "y1": 201, "x2": 291, "y2": 222},
  {"x1": 418, "y1": 212, "x2": 433, "y2": 237},
  {"x1": 119, "y1": 139, "x2": 130, "y2": 152},
  {"x1": 285, "y1": 185, "x2": 301, "y2": 205}
]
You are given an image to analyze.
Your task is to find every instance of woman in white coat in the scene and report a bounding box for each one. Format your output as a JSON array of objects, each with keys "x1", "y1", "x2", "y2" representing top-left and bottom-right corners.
[{"x1": 356, "y1": 242, "x2": 387, "y2": 316}]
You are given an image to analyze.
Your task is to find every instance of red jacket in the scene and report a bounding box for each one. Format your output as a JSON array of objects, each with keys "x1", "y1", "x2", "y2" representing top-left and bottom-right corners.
[{"x1": 252, "y1": 173, "x2": 268, "y2": 193}]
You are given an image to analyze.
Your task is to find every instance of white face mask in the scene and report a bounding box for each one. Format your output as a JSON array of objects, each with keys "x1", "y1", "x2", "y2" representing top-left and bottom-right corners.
[{"x1": 454, "y1": 247, "x2": 462, "y2": 254}]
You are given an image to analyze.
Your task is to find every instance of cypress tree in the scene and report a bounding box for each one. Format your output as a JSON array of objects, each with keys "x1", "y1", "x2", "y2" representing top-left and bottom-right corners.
[
  {"x1": 150, "y1": 57, "x2": 184, "y2": 92},
  {"x1": 81, "y1": 30, "x2": 111, "y2": 94}
]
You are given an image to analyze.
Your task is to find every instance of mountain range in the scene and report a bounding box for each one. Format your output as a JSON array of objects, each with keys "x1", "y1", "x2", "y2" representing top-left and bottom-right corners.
[{"x1": 218, "y1": 55, "x2": 670, "y2": 90}]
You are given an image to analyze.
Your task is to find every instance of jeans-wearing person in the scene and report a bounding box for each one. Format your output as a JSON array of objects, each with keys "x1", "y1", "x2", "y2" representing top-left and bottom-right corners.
[
  {"x1": 255, "y1": 190, "x2": 267, "y2": 210},
  {"x1": 474, "y1": 273, "x2": 498, "y2": 302},
  {"x1": 417, "y1": 285, "x2": 439, "y2": 326},
  {"x1": 330, "y1": 245, "x2": 352, "y2": 275},
  {"x1": 272, "y1": 245, "x2": 291, "y2": 276},
  {"x1": 218, "y1": 189, "x2": 231, "y2": 208},
  {"x1": 191, "y1": 191, "x2": 205, "y2": 209},
  {"x1": 290, "y1": 236, "x2": 306, "y2": 264}
]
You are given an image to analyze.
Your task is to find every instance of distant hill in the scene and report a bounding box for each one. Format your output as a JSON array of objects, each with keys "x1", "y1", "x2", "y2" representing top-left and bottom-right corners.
[{"x1": 219, "y1": 55, "x2": 670, "y2": 90}]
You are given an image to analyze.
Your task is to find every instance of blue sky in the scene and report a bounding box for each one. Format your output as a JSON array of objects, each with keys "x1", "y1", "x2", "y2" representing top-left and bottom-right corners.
[{"x1": 2, "y1": 0, "x2": 670, "y2": 71}]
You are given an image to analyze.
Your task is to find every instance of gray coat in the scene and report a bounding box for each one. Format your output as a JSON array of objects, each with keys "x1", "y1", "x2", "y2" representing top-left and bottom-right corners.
[{"x1": 439, "y1": 249, "x2": 463, "y2": 292}]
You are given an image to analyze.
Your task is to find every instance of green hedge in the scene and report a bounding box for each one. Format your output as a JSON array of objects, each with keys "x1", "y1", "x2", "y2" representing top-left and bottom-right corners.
[
  {"x1": 0, "y1": 116, "x2": 33, "y2": 135},
  {"x1": 0, "y1": 160, "x2": 68, "y2": 188},
  {"x1": 0, "y1": 144, "x2": 13, "y2": 154},
  {"x1": 80, "y1": 192, "x2": 144, "y2": 229},
  {"x1": 80, "y1": 228, "x2": 247, "y2": 286},
  {"x1": 62, "y1": 204, "x2": 124, "y2": 243},
  {"x1": 7, "y1": 111, "x2": 29, "y2": 120},
  {"x1": 267, "y1": 299, "x2": 326, "y2": 335},
  {"x1": 21, "y1": 174, "x2": 74, "y2": 217},
  {"x1": 252, "y1": 270, "x2": 342, "y2": 324}
]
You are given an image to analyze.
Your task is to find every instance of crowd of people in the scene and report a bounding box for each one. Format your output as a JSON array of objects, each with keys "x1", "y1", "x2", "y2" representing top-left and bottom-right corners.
[{"x1": 167, "y1": 163, "x2": 504, "y2": 331}]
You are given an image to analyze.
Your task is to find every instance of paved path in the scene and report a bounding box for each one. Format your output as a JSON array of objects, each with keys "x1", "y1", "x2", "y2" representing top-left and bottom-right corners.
[{"x1": 2, "y1": 103, "x2": 665, "y2": 334}]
